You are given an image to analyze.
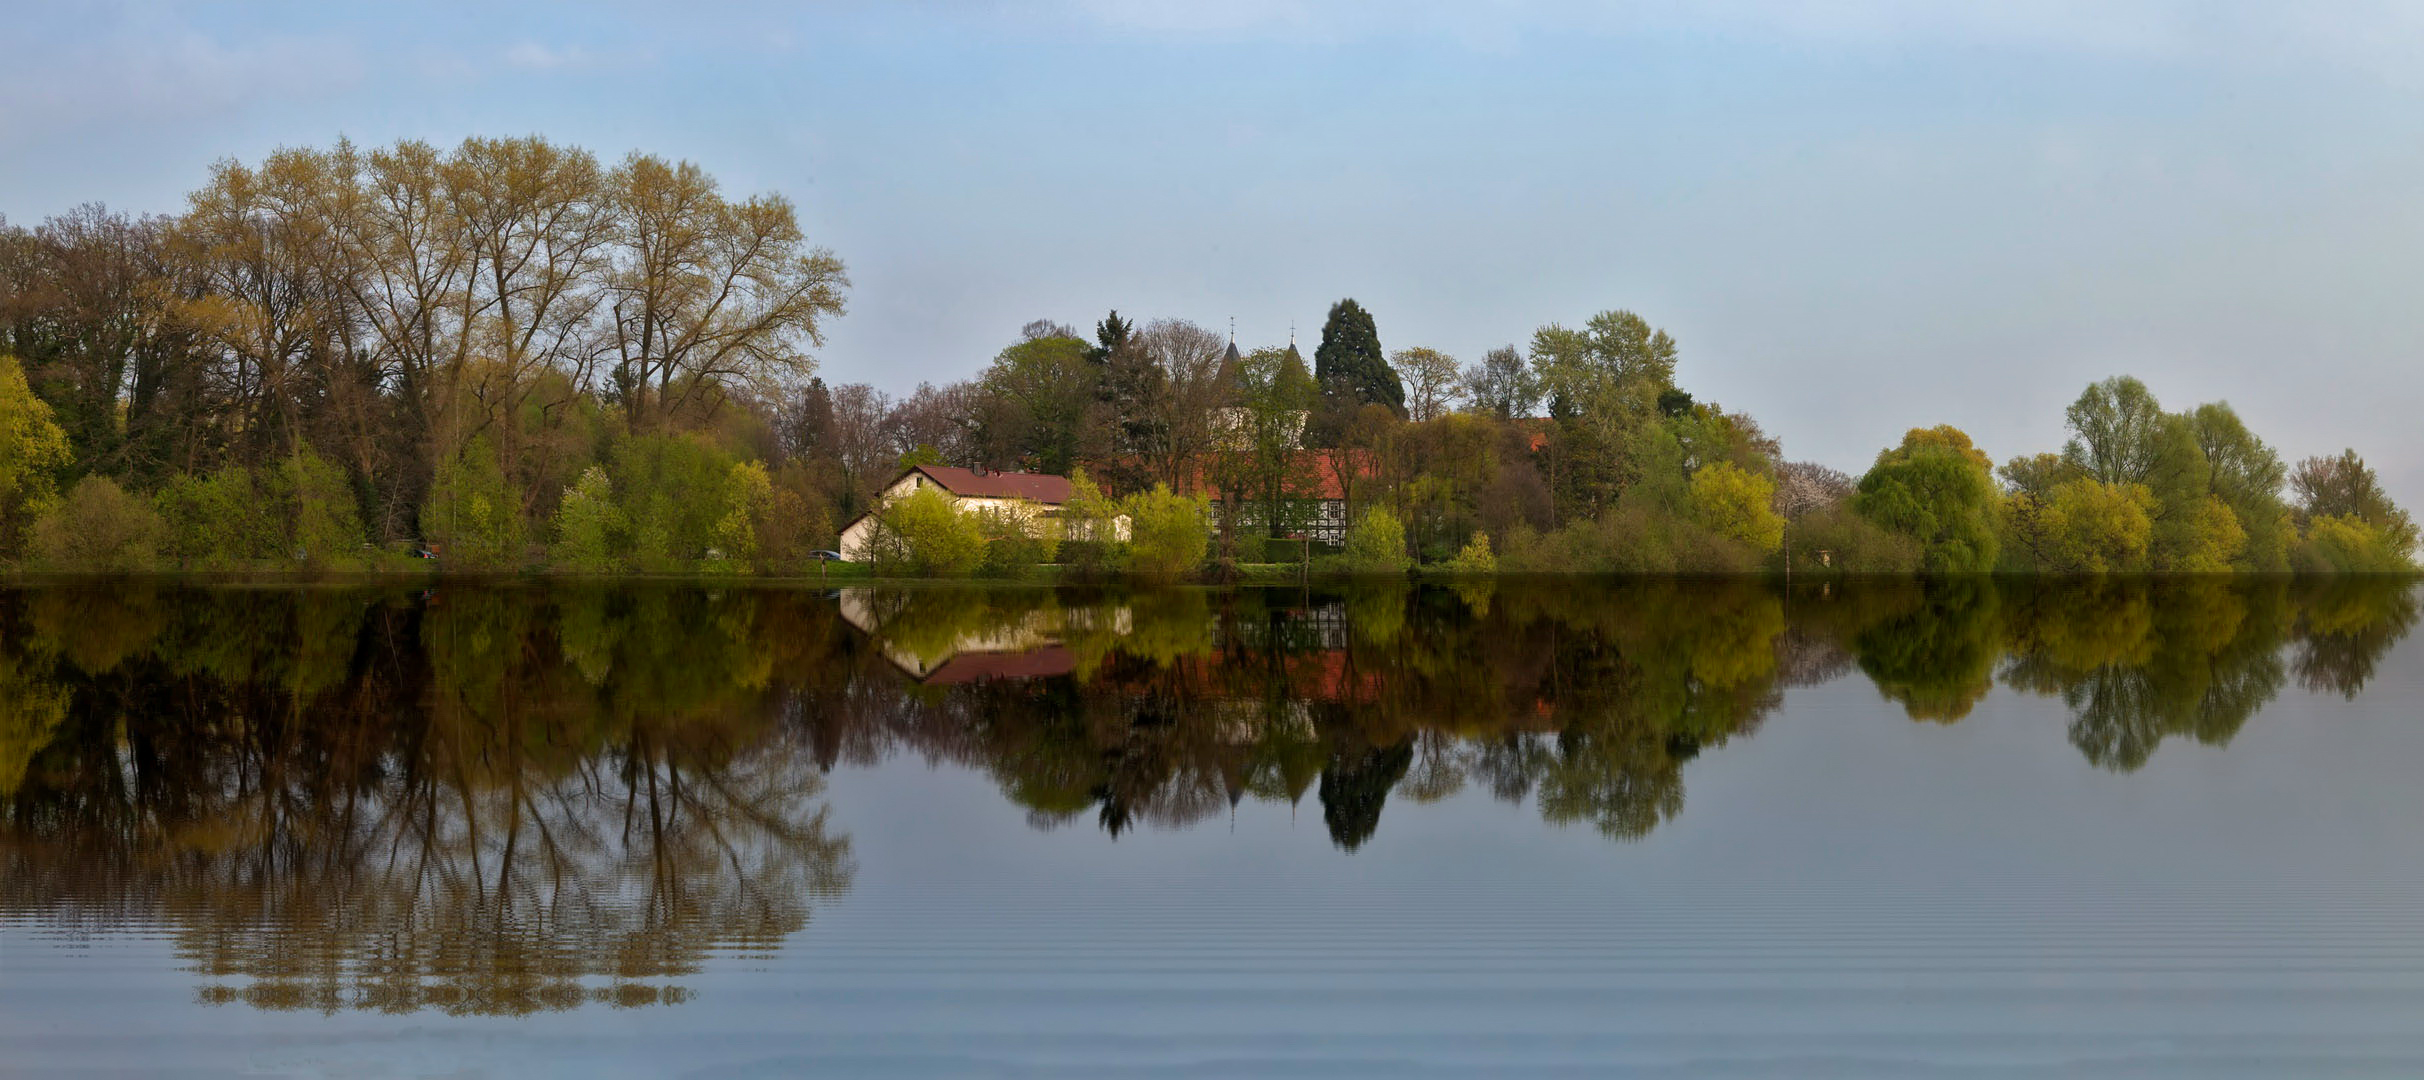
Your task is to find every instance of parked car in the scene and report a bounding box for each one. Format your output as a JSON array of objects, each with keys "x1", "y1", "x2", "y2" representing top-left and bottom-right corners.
[{"x1": 807, "y1": 549, "x2": 845, "y2": 562}]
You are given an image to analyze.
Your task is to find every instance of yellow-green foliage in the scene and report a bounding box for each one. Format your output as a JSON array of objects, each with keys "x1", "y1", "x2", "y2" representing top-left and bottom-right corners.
[
  {"x1": 2295, "y1": 514, "x2": 2416, "y2": 574},
  {"x1": 1340, "y1": 505, "x2": 1412, "y2": 576},
  {"x1": 552, "y1": 466, "x2": 625, "y2": 572},
  {"x1": 2155, "y1": 494, "x2": 2247, "y2": 574},
  {"x1": 611, "y1": 433, "x2": 736, "y2": 569},
  {"x1": 871, "y1": 484, "x2": 984, "y2": 576},
  {"x1": 1445, "y1": 531, "x2": 1497, "y2": 575},
  {"x1": 153, "y1": 448, "x2": 365, "y2": 570},
  {"x1": 711, "y1": 460, "x2": 775, "y2": 573},
  {"x1": 2006, "y1": 479, "x2": 2156, "y2": 574},
  {"x1": 974, "y1": 505, "x2": 1057, "y2": 578},
  {"x1": 30, "y1": 476, "x2": 165, "y2": 572},
  {"x1": 1123, "y1": 484, "x2": 1208, "y2": 581},
  {"x1": 1689, "y1": 461, "x2": 1783, "y2": 553},
  {"x1": 0, "y1": 356, "x2": 72, "y2": 559},
  {"x1": 422, "y1": 438, "x2": 527, "y2": 570}
]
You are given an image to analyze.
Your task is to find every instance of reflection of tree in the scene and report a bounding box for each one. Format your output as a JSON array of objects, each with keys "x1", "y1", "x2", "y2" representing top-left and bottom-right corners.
[
  {"x1": 0, "y1": 587, "x2": 853, "y2": 1015},
  {"x1": 2292, "y1": 579, "x2": 2420, "y2": 699},
  {"x1": 1996, "y1": 579, "x2": 2290, "y2": 771},
  {"x1": 1853, "y1": 578, "x2": 2001, "y2": 722}
]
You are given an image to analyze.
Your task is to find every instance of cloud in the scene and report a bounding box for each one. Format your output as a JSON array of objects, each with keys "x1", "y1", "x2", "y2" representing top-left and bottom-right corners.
[
  {"x1": 0, "y1": 9, "x2": 362, "y2": 143},
  {"x1": 504, "y1": 42, "x2": 593, "y2": 70}
]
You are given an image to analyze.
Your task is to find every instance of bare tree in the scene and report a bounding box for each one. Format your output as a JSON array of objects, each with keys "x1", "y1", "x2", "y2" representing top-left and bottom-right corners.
[
  {"x1": 1133, "y1": 319, "x2": 1231, "y2": 489},
  {"x1": 1390, "y1": 346, "x2": 1460, "y2": 422}
]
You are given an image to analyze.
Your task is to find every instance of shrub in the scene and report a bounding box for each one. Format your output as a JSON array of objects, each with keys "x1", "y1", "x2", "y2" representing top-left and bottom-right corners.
[
  {"x1": 2295, "y1": 514, "x2": 2416, "y2": 574},
  {"x1": 552, "y1": 466, "x2": 625, "y2": 572},
  {"x1": 268, "y1": 448, "x2": 368, "y2": 569},
  {"x1": 975, "y1": 506, "x2": 1056, "y2": 578},
  {"x1": 1339, "y1": 505, "x2": 1411, "y2": 576},
  {"x1": 612, "y1": 434, "x2": 735, "y2": 569},
  {"x1": 30, "y1": 476, "x2": 164, "y2": 571},
  {"x1": 1055, "y1": 469, "x2": 1126, "y2": 577},
  {"x1": 1788, "y1": 503, "x2": 1922, "y2": 574},
  {"x1": 1443, "y1": 531, "x2": 1497, "y2": 575},
  {"x1": 869, "y1": 484, "x2": 984, "y2": 577},
  {"x1": 1124, "y1": 484, "x2": 1210, "y2": 581},
  {"x1": 709, "y1": 460, "x2": 775, "y2": 573}
]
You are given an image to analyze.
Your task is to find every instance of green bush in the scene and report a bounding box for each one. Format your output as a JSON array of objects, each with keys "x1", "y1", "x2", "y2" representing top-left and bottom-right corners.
[
  {"x1": 552, "y1": 466, "x2": 625, "y2": 572},
  {"x1": 1788, "y1": 503, "x2": 1922, "y2": 574},
  {"x1": 611, "y1": 433, "x2": 735, "y2": 569},
  {"x1": 30, "y1": 476, "x2": 164, "y2": 572},
  {"x1": 1443, "y1": 531, "x2": 1497, "y2": 575},
  {"x1": 1339, "y1": 505, "x2": 1411, "y2": 576},
  {"x1": 868, "y1": 484, "x2": 984, "y2": 577},
  {"x1": 1124, "y1": 484, "x2": 1210, "y2": 581},
  {"x1": 975, "y1": 506, "x2": 1056, "y2": 578}
]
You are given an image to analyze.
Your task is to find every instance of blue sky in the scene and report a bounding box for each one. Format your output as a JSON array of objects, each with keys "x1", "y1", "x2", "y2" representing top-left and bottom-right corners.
[{"x1": 8, "y1": 1, "x2": 2423, "y2": 498}]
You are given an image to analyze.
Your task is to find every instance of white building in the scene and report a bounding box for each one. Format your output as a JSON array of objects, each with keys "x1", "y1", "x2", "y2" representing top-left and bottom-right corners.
[{"x1": 837, "y1": 465, "x2": 1125, "y2": 562}]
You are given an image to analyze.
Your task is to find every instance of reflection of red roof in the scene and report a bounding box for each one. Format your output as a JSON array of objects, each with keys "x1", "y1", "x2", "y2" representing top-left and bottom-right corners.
[
  {"x1": 914, "y1": 465, "x2": 1074, "y2": 503},
  {"x1": 921, "y1": 645, "x2": 1077, "y2": 685}
]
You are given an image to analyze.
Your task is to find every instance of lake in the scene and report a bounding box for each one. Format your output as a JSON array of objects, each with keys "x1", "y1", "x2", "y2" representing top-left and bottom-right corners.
[{"x1": 4, "y1": 578, "x2": 2423, "y2": 1078}]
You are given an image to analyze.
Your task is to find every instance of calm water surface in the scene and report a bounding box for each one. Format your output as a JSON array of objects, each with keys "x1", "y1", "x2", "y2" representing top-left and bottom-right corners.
[{"x1": 4, "y1": 578, "x2": 2423, "y2": 1078}]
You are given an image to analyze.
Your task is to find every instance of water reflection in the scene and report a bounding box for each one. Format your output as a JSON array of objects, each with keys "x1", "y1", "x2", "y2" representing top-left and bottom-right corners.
[{"x1": 1, "y1": 577, "x2": 2414, "y2": 1012}]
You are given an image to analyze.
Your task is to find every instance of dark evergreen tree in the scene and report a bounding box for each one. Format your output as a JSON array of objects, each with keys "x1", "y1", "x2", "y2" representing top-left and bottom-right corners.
[{"x1": 1313, "y1": 298, "x2": 1402, "y2": 416}]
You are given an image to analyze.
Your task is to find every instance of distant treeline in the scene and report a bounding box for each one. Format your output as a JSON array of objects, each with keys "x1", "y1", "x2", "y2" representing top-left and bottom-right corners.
[{"x1": 0, "y1": 137, "x2": 2412, "y2": 576}]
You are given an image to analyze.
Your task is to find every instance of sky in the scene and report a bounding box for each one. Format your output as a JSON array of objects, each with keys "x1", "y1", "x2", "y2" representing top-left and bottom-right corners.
[{"x1": 6, "y1": 1, "x2": 2423, "y2": 499}]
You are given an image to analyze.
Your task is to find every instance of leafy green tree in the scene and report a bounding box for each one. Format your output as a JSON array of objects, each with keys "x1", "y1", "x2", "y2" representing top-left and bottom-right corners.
[
  {"x1": 1055, "y1": 468, "x2": 1128, "y2": 576},
  {"x1": 1689, "y1": 461, "x2": 1783, "y2": 554},
  {"x1": 1340, "y1": 504, "x2": 1412, "y2": 576},
  {"x1": 977, "y1": 328, "x2": 1101, "y2": 474},
  {"x1": 1855, "y1": 427, "x2": 2001, "y2": 573},
  {"x1": 552, "y1": 466, "x2": 625, "y2": 572},
  {"x1": 611, "y1": 434, "x2": 735, "y2": 569},
  {"x1": 0, "y1": 356, "x2": 72, "y2": 560},
  {"x1": 422, "y1": 439, "x2": 527, "y2": 570},
  {"x1": 1123, "y1": 484, "x2": 1209, "y2": 581},
  {"x1": 156, "y1": 467, "x2": 270, "y2": 570},
  {"x1": 29, "y1": 476, "x2": 164, "y2": 571},
  {"x1": 270, "y1": 449, "x2": 368, "y2": 569},
  {"x1": 2295, "y1": 514, "x2": 2415, "y2": 574},
  {"x1": 2189, "y1": 402, "x2": 2290, "y2": 571},
  {"x1": 2063, "y1": 376, "x2": 2167, "y2": 484},
  {"x1": 1313, "y1": 298, "x2": 1401, "y2": 418}
]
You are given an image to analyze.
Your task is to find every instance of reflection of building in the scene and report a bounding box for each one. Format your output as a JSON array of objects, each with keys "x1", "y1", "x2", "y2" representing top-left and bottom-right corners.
[
  {"x1": 834, "y1": 588, "x2": 1090, "y2": 682},
  {"x1": 837, "y1": 465, "x2": 1126, "y2": 562}
]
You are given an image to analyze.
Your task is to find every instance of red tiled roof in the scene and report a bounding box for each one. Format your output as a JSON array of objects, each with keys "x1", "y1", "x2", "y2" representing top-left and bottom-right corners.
[
  {"x1": 913, "y1": 465, "x2": 1075, "y2": 503},
  {"x1": 1180, "y1": 449, "x2": 1377, "y2": 501}
]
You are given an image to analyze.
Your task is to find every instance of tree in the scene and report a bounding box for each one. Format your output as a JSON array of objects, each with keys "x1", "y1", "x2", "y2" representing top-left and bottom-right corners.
[
  {"x1": 1123, "y1": 484, "x2": 1209, "y2": 581},
  {"x1": 1855, "y1": 427, "x2": 2001, "y2": 573},
  {"x1": 975, "y1": 328, "x2": 1100, "y2": 475},
  {"x1": 2063, "y1": 376, "x2": 2166, "y2": 485},
  {"x1": 603, "y1": 153, "x2": 848, "y2": 433},
  {"x1": 1690, "y1": 462, "x2": 1784, "y2": 554},
  {"x1": 1313, "y1": 298, "x2": 1401, "y2": 418},
  {"x1": 2188, "y1": 402, "x2": 2289, "y2": 572},
  {"x1": 2004, "y1": 479, "x2": 2155, "y2": 573},
  {"x1": 1390, "y1": 347, "x2": 1460, "y2": 422},
  {"x1": 1133, "y1": 319, "x2": 1231, "y2": 488},
  {"x1": 1999, "y1": 453, "x2": 2085, "y2": 501},
  {"x1": 0, "y1": 356, "x2": 71, "y2": 559},
  {"x1": 1460, "y1": 345, "x2": 1538, "y2": 419},
  {"x1": 29, "y1": 476, "x2": 164, "y2": 571},
  {"x1": 2291, "y1": 451, "x2": 2417, "y2": 567},
  {"x1": 422, "y1": 438, "x2": 527, "y2": 570},
  {"x1": 1772, "y1": 461, "x2": 1853, "y2": 521},
  {"x1": 1445, "y1": 531, "x2": 1497, "y2": 574},
  {"x1": 1211, "y1": 346, "x2": 1320, "y2": 548}
]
